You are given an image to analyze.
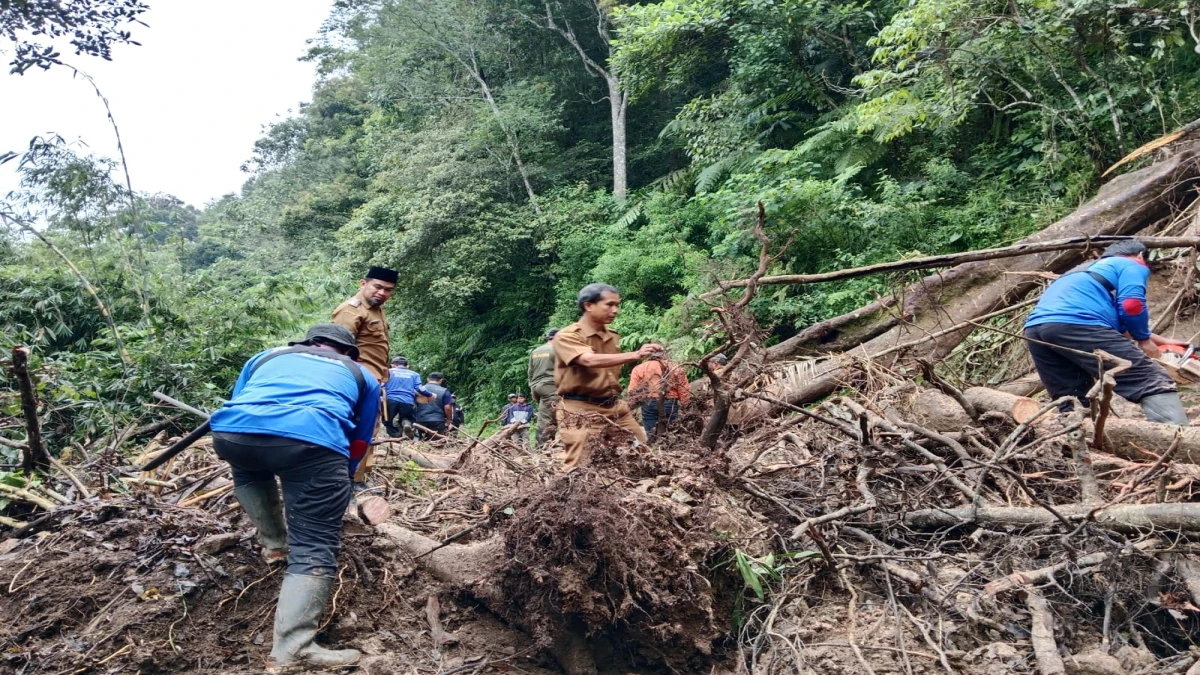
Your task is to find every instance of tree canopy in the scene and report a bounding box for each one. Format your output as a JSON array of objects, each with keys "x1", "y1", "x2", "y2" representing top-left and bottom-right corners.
[{"x1": 5, "y1": 0, "x2": 1200, "y2": 449}]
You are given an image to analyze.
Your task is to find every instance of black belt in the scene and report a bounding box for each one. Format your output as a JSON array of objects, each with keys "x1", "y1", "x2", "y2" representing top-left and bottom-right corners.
[{"x1": 562, "y1": 393, "x2": 619, "y2": 408}]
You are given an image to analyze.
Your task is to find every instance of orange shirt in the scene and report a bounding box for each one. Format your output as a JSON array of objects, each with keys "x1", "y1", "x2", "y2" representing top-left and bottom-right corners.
[{"x1": 627, "y1": 359, "x2": 690, "y2": 405}]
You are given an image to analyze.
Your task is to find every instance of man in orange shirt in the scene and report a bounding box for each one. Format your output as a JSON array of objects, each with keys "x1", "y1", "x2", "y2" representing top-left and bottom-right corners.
[{"x1": 627, "y1": 354, "x2": 690, "y2": 438}]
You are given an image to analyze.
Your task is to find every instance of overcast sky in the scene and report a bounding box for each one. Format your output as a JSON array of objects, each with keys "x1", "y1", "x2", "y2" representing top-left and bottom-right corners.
[{"x1": 0, "y1": 0, "x2": 334, "y2": 209}]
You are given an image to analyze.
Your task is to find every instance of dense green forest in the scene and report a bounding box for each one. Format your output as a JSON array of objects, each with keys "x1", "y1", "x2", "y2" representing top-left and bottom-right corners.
[{"x1": 4, "y1": 0, "x2": 1200, "y2": 449}]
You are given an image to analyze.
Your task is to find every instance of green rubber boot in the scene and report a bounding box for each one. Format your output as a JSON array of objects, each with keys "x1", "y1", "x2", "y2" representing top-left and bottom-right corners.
[
  {"x1": 267, "y1": 573, "x2": 362, "y2": 671},
  {"x1": 233, "y1": 480, "x2": 288, "y2": 563}
]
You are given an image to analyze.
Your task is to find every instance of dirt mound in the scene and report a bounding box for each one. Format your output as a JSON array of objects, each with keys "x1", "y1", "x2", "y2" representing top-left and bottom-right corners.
[{"x1": 0, "y1": 495, "x2": 551, "y2": 674}]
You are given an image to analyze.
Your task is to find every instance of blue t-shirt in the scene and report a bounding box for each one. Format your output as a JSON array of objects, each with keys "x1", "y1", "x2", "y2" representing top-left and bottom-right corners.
[
  {"x1": 384, "y1": 367, "x2": 429, "y2": 404},
  {"x1": 1025, "y1": 256, "x2": 1151, "y2": 340},
  {"x1": 210, "y1": 348, "x2": 381, "y2": 457}
]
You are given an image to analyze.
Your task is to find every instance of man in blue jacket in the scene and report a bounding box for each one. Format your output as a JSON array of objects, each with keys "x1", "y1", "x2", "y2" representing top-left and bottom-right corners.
[
  {"x1": 383, "y1": 356, "x2": 429, "y2": 438},
  {"x1": 209, "y1": 323, "x2": 380, "y2": 670},
  {"x1": 1024, "y1": 240, "x2": 1189, "y2": 425}
]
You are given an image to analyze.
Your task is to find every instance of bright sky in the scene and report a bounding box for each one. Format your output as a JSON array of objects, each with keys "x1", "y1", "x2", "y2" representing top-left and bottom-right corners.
[{"x1": 0, "y1": 0, "x2": 334, "y2": 209}]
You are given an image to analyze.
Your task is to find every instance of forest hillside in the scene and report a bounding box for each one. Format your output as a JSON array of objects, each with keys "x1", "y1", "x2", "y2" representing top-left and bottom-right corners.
[{"x1": 6, "y1": 0, "x2": 1200, "y2": 440}]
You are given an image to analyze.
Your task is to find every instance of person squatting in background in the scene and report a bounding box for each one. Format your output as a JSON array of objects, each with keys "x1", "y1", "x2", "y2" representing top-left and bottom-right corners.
[
  {"x1": 1024, "y1": 239, "x2": 1190, "y2": 425},
  {"x1": 209, "y1": 324, "x2": 379, "y2": 670}
]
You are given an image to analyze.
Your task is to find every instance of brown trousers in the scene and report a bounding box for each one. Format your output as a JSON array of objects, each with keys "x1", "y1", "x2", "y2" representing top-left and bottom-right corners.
[{"x1": 557, "y1": 398, "x2": 646, "y2": 470}]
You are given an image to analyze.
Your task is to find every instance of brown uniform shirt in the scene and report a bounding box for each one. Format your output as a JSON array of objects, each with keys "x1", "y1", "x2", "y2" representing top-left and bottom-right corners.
[
  {"x1": 552, "y1": 321, "x2": 622, "y2": 398},
  {"x1": 331, "y1": 293, "x2": 390, "y2": 382}
]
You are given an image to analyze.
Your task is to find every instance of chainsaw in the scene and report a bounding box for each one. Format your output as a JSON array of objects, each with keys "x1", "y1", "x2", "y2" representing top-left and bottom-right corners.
[{"x1": 1158, "y1": 343, "x2": 1200, "y2": 384}]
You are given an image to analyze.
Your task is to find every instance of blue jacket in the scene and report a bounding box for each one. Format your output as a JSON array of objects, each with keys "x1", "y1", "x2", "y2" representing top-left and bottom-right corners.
[
  {"x1": 1025, "y1": 256, "x2": 1152, "y2": 340},
  {"x1": 210, "y1": 348, "x2": 380, "y2": 461},
  {"x1": 384, "y1": 366, "x2": 429, "y2": 404}
]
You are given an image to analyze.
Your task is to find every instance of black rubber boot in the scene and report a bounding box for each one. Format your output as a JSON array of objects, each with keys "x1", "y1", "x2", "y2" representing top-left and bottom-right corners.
[
  {"x1": 233, "y1": 480, "x2": 288, "y2": 563},
  {"x1": 267, "y1": 573, "x2": 361, "y2": 671}
]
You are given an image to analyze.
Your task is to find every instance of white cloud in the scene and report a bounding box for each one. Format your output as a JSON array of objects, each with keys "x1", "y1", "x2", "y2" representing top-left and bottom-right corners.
[{"x1": 0, "y1": 0, "x2": 334, "y2": 208}]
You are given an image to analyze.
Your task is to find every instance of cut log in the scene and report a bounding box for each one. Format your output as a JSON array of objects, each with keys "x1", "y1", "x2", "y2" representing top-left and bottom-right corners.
[
  {"x1": 901, "y1": 503, "x2": 1200, "y2": 534},
  {"x1": 11, "y1": 346, "x2": 49, "y2": 473},
  {"x1": 963, "y1": 388, "x2": 1041, "y2": 424},
  {"x1": 882, "y1": 385, "x2": 973, "y2": 432},
  {"x1": 963, "y1": 386, "x2": 1200, "y2": 464}
]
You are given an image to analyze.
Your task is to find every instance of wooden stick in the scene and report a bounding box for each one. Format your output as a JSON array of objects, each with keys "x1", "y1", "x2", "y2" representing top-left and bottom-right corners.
[
  {"x1": 0, "y1": 482, "x2": 56, "y2": 510},
  {"x1": 1025, "y1": 590, "x2": 1066, "y2": 675},
  {"x1": 705, "y1": 235, "x2": 1200, "y2": 295},
  {"x1": 11, "y1": 346, "x2": 49, "y2": 472},
  {"x1": 48, "y1": 455, "x2": 91, "y2": 500},
  {"x1": 178, "y1": 483, "x2": 233, "y2": 508},
  {"x1": 152, "y1": 391, "x2": 209, "y2": 419}
]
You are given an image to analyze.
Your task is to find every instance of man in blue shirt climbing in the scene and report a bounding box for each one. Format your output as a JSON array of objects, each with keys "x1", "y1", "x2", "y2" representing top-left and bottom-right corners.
[
  {"x1": 209, "y1": 323, "x2": 380, "y2": 670},
  {"x1": 1024, "y1": 240, "x2": 1190, "y2": 425},
  {"x1": 383, "y1": 355, "x2": 429, "y2": 438}
]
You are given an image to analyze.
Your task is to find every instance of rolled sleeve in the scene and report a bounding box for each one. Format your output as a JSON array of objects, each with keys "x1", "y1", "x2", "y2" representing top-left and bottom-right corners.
[
  {"x1": 553, "y1": 330, "x2": 593, "y2": 366},
  {"x1": 1115, "y1": 264, "x2": 1151, "y2": 340},
  {"x1": 352, "y1": 374, "x2": 382, "y2": 444}
]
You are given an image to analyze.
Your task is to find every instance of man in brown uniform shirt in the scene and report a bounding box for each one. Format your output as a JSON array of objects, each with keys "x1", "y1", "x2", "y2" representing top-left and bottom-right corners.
[
  {"x1": 553, "y1": 283, "x2": 662, "y2": 469},
  {"x1": 332, "y1": 266, "x2": 397, "y2": 481},
  {"x1": 331, "y1": 266, "x2": 397, "y2": 383}
]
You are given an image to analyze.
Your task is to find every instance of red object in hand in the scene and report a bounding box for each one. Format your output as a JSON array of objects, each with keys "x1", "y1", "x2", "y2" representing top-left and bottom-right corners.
[{"x1": 349, "y1": 439, "x2": 369, "y2": 460}]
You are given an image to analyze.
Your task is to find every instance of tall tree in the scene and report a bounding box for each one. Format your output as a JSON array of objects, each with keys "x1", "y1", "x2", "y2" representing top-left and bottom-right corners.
[
  {"x1": 374, "y1": 0, "x2": 544, "y2": 213},
  {"x1": 531, "y1": 0, "x2": 629, "y2": 199}
]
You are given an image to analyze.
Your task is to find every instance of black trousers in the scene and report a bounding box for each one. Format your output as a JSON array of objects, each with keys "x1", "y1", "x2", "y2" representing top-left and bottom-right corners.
[
  {"x1": 213, "y1": 432, "x2": 351, "y2": 577},
  {"x1": 415, "y1": 420, "x2": 445, "y2": 439},
  {"x1": 1025, "y1": 323, "x2": 1177, "y2": 407},
  {"x1": 385, "y1": 400, "x2": 415, "y2": 436}
]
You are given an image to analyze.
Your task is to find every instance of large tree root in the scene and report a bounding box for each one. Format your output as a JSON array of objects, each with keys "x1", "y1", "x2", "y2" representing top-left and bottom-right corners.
[{"x1": 375, "y1": 524, "x2": 598, "y2": 675}]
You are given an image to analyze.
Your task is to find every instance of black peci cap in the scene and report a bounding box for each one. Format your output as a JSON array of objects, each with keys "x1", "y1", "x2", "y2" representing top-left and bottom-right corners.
[{"x1": 365, "y1": 266, "x2": 399, "y2": 284}]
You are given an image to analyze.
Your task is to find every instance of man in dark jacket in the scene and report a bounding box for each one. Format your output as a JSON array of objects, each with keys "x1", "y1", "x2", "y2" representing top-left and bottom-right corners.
[
  {"x1": 1024, "y1": 240, "x2": 1190, "y2": 424},
  {"x1": 209, "y1": 324, "x2": 379, "y2": 670},
  {"x1": 414, "y1": 372, "x2": 454, "y2": 438}
]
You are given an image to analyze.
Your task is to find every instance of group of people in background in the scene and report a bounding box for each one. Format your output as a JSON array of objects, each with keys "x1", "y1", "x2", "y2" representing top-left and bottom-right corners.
[{"x1": 381, "y1": 356, "x2": 463, "y2": 439}]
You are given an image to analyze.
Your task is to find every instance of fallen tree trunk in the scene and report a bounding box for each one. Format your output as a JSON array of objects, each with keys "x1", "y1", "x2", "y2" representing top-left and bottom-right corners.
[
  {"x1": 376, "y1": 523, "x2": 502, "y2": 604},
  {"x1": 901, "y1": 502, "x2": 1200, "y2": 534},
  {"x1": 713, "y1": 235, "x2": 1200, "y2": 296},
  {"x1": 958, "y1": 387, "x2": 1200, "y2": 463},
  {"x1": 729, "y1": 143, "x2": 1200, "y2": 422}
]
